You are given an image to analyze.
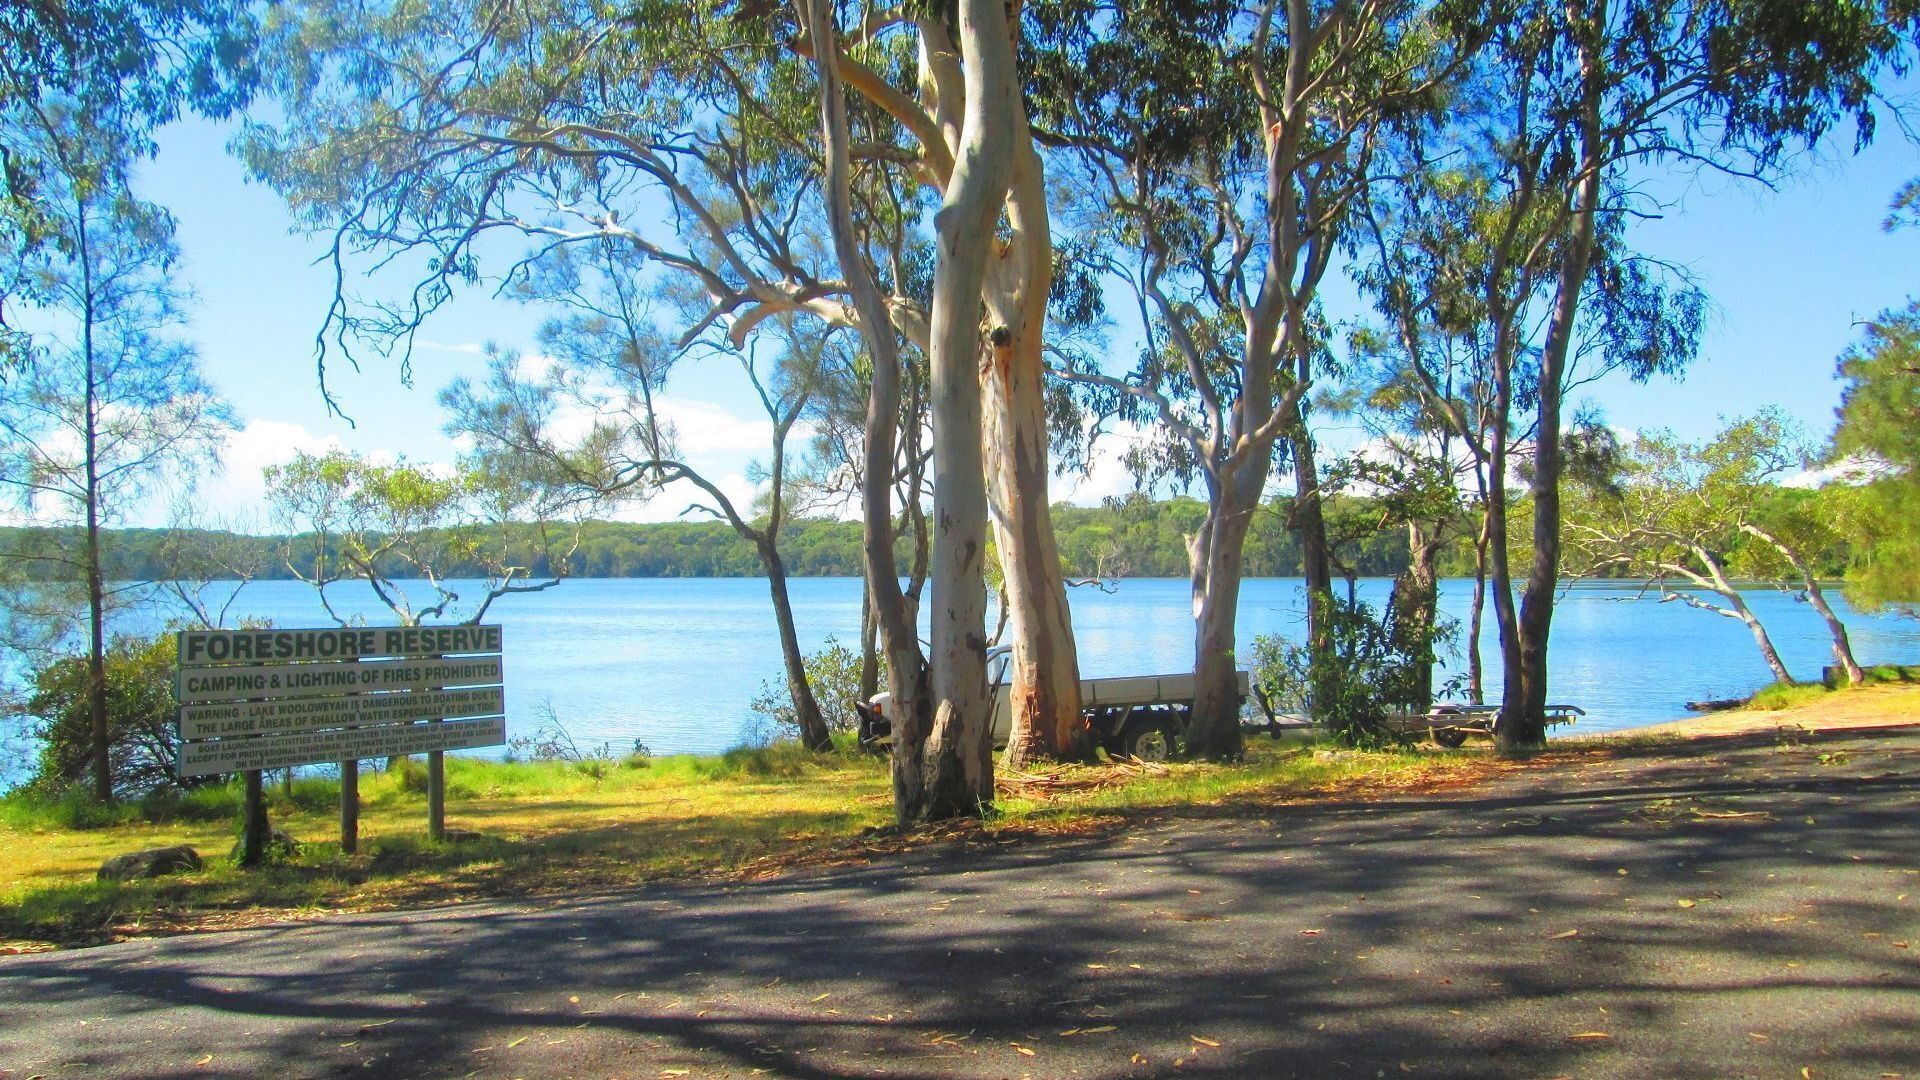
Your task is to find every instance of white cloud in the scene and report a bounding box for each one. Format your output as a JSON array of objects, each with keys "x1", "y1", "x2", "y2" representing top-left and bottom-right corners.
[
  {"x1": 1056, "y1": 421, "x2": 1155, "y2": 505},
  {"x1": 655, "y1": 397, "x2": 776, "y2": 455},
  {"x1": 1779, "y1": 454, "x2": 1894, "y2": 490},
  {"x1": 611, "y1": 469, "x2": 762, "y2": 524},
  {"x1": 416, "y1": 340, "x2": 487, "y2": 355},
  {"x1": 193, "y1": 419, "x2": 350, "y2": 528},
  {"x1": 511, "y1": 351, "x2": 559, "y2": 381}
]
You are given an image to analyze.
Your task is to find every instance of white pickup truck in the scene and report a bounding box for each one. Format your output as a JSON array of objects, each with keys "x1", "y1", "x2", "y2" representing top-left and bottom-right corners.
[{"x1": 855, "y1": 646, "x2": 1256, "y2": 760}]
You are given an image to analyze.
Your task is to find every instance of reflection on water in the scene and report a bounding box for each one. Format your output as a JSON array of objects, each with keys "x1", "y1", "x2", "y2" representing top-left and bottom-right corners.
[{"x1": 5, "y1": 576, "x2": 1916, "y2": 782}]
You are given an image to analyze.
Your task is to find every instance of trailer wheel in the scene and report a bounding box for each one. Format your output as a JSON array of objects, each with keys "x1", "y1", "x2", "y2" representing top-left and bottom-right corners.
[
  {"x1": 1119, "y1": 711, "x2": 1178, "y2": 762},
  {"x1": 1431, "y1": 727, "x2": 1468, "y2": 748}
]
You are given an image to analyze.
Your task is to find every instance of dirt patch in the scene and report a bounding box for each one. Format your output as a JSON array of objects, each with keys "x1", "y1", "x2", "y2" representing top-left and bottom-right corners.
[{"x1": 1586, "y1": 684, "x2": 1920, "y2": 740}]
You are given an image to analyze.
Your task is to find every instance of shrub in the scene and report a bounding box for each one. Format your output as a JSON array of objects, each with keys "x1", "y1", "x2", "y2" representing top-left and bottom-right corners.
[
  {"x1": 747, "y1": 636, "x2": 871, "y2": 742},
  {"x1": 505, "y1": 699, "x2": 648, "y2": 768},
  {"x1": 1253, "y1": 597, "x2": 1457, "y2": 750},
  {"x1": 12, "y1": 634, "x2": 214, "y2": 800}
]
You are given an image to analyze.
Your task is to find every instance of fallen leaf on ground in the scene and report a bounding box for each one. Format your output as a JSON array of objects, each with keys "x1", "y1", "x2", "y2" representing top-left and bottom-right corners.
[
  {"x1": 1552, "y1": 929, "x2": 1580, "y2": 939},
  {"x1": 1191, "y1": 1035, "x2": 1221, "y2": 1047},
  {"x1": 194, "y1": 1055, "x2": 214, "y2": 1066},
  {"x1": 1677, "y1": 899, "x2": 1697, "y2": 908},
  {"x1": 1567, "y1": 1032, "x2": 1610, "y2": 1041},
  {"x1": 1299, "y1": 929, "x2": 1323, "y2": 936},
  {"x1": 506, "y1": 1036, "x2": 528, "y2": 1048},
  {"x1": 1012, "y1": 1044, "x2": 1036, "y2": 1056}
]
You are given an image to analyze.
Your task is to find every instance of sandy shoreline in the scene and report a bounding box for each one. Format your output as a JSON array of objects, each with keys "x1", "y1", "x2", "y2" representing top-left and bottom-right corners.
[{"x1": 1575, "y1": 683, "x2": 1920, "y2": 740}]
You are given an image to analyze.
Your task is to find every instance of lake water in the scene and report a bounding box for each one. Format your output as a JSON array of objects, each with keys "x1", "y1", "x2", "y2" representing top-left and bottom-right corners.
[{"x1": 5, "y1": 576, "x2": 1917, "y2": 786}]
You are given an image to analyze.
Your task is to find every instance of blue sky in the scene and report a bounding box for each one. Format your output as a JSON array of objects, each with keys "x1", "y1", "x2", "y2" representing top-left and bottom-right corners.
[{"x1": 125, "y1": 106, "x2": 1919, "y2": 529}]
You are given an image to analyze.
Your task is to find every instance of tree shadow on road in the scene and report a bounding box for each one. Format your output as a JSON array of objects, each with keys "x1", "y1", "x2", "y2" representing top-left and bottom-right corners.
[{"x1": 3, "y1": 728, "x2": 1916, "y2": 1079}]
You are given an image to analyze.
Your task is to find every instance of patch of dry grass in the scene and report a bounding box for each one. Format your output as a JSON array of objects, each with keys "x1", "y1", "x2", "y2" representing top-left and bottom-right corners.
[{"x1": 0, "y1": 732, "x2": 1527, "y2": 950}]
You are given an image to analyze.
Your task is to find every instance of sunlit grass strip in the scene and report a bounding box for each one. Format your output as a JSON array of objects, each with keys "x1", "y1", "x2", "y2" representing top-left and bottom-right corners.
[{"x1": 1, "y1": 736, "x2": 1474, "y2": 947}]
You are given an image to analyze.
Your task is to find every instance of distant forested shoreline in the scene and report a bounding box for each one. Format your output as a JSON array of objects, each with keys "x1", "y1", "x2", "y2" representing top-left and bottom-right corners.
[{"x1": 1, "y1": 495, "x2": 1433, "y2": 583}]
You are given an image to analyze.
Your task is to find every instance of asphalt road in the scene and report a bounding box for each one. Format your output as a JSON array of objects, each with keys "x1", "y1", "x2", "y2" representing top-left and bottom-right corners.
[{"x1": 3, "y1": 726, "x2": 1917, "y2": 1080}]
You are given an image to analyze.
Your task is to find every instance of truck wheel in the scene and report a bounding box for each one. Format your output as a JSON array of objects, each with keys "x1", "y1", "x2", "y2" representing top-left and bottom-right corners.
[
  {"x1": 1119, "y1": 712, "x2": 1178, "y2": 762},
  {"x1": 1432, "y1": 727, "x2": 1468, "y2": 748}
]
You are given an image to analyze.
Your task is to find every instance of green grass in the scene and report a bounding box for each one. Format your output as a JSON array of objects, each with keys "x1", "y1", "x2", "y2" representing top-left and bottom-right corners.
[
  {"x1": 2, "y1": 735, "x2": 1472, "y2": 949},
  {"x1": 1744, "y1": 664, "x2": 1920, "y2": 712},
  {"x1": 1745, "y1": 681, "x2": 1834, "y2": 711},
  {"x1": 1857, "y1": 663, "x2": 1920, "y2": 686}
]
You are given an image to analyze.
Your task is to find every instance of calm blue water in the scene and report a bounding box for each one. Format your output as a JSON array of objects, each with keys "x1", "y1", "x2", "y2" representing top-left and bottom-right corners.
[{"x1": 4, "y1": 576, "x2": 1916, "y2": 786}]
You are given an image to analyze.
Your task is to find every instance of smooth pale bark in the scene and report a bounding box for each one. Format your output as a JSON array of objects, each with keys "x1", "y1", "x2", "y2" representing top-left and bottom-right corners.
[
  {"x1": 1723, "y1": 593, "x2": 1794, "y2": 684},
  {"x1": 916, "y1": 0, "x2": 1017, "y2": 821},
  {"x1": 799, "y1": 0, "x2": 931, "y2": 820},
  {"x1": 1188, "y1": 468, "x2": 1260, "y2": 760},
  {"x1": 1670, "y1": 551, "x2": 1794, "y2": 684},
  {"x1": 1393, "y1": 520, "x2": 1444, "y2": 710},
  {"x1": 1743, "y1": 523, "x2": 1864, "y2": 685},
  {"x1": 1180, "y1": 0, "x2": 1335, "y2": 759},
  {"x1": 1802, "y1": 576, "x2": 1865, "y2": 686},
  {"x1": 984, "y1": 131, "x2": 1085, "y2": 769}
]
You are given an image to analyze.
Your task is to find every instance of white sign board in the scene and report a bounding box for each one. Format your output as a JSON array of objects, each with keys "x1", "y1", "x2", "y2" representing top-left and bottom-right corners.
[
  {"x1": 179, "y1": 686, "x2": 507, "y2": 741},
  {"x1": 180, "y1": 716, "x2": 507, "y2": 775},
  {"x1": 177, "y1": 657, "x2": 504, "y2": 703},
  {"x1": 176, "y1": 625, "x2": 506, "y2": 777}
]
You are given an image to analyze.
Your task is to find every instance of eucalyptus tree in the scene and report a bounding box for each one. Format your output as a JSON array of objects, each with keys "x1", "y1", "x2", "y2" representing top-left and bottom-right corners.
[
  {"x1": 781, "y1": 319, "x2": 934, "y2": 712},
  {"x1": 1029, "y1": 0, "x2": 1477, "y2": 758},
  {"x1": 1440, "y1": 0, "x2": 1917, "y2": 750},
  {"x1": 1352, "y1": 171, "x2": 1520, "y2": 704},
  {"x1": 0, "y1": 103, "x2": 232, "y2": 802},
  {"x1": 795, "y1": 0, "x2": 1088, "y2": 787},
  {"x1": 252, "y1": 0, "x2": 905, "y2": 747},
  {"x1": 252, "y1": 0, "x2": 1087, "y2": 817},
  {"x1": 1345, "y1": 365, "x2": 1478, "y2": 709}
]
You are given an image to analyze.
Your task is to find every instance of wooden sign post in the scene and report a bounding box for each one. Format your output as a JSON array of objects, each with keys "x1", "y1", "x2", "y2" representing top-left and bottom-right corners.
[{"x1": 175, "y1": 625, "x2": 506, "y2": 857}]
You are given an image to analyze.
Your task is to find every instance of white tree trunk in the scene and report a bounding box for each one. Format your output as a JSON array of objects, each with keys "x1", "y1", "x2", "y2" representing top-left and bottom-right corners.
[
  {"x1": 1682, "y1": 550, "x2": 1795, "y2": 686},
  {"x1": 916, "y1": 0, "x2": 1018, "y2": 821},
  {"x1": 1186, "y1": 469, "x2": 1258, "y2": 759},
  {"x1": 1743, "y1": 523, "x2": 1864, "y2": 686},
  {"x1": 983, "y1": 128, "x2": 1084, "y2": 769}
]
